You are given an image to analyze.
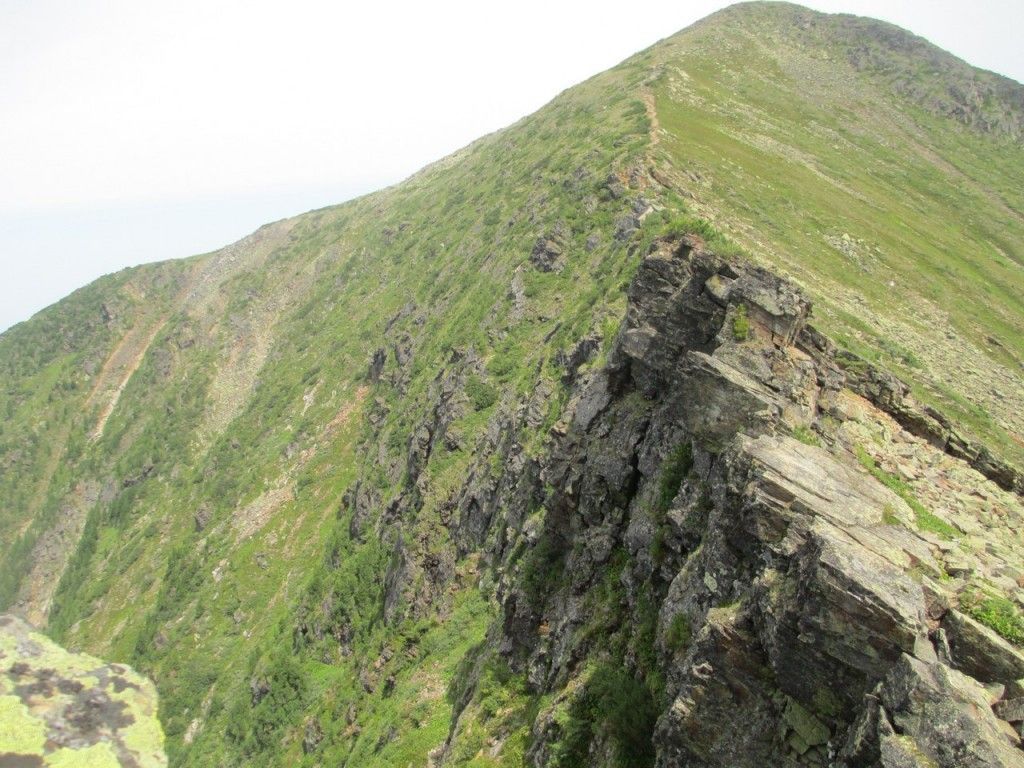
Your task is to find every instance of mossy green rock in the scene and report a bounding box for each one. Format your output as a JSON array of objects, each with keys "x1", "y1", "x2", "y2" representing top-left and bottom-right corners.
[{"x1": 0, "y1": 614, "x2": 165, "y2": 767}]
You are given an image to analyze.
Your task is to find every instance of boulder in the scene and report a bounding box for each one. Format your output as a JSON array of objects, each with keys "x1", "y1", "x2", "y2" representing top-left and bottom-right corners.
[
  {"x1": 0, "y1": 614, "x2": 166, "y2": 766},
  {"x1": 942, "y1": 610, "x2": 1024, "y2": 685},
  {"x1": 729, "y1": 265, "x2": 811, "y2": 345},
  {"x1": 529, "y1": 227, "x2": 568, "y2": 272},
  {"x1": 839, "y1": 654, "x2": 1024, "y2": 768}
]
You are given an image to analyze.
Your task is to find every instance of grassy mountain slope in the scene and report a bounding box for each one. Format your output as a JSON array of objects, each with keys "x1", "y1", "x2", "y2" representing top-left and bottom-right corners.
[
  {"x1": 648, "y1": 2, "x2": 1024, "y2": 464},
  {"x1": 3, "y1": 50, "x2": 654, "y2": 765},
  {"x1": 0, "y1": 3, "x2": 1021, "y2": 767}
]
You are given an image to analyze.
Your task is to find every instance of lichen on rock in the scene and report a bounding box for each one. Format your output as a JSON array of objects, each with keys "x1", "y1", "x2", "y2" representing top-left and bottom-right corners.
[{"x1": 0, "y1": 614, "x2": 166, "y2": 767}]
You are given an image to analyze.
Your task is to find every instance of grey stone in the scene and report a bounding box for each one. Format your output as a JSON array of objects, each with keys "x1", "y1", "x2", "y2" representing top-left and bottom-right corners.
[{"x1": 942, "y1": 610, "x2": 1024, "y2": 685}]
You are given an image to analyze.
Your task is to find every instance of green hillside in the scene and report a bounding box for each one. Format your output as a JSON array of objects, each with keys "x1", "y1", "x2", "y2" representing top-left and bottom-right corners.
[
  {"x1": 1, "y1": 4, "x2": 1022, "y2": 767},
  {"x1": 650, "y1": 3, "x2": 1024, "y2": 463}
]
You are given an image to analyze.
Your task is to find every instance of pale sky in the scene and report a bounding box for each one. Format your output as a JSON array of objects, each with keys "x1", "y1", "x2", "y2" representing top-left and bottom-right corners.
[{"x1": 1, "y1": 1, "x2": 1021, "y2": 333}]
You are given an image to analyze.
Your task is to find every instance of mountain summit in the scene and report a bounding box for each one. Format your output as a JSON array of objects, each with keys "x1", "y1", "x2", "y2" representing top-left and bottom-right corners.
[{"x1": 1, "y1": 4, "x2": 1023, "y2": 766}]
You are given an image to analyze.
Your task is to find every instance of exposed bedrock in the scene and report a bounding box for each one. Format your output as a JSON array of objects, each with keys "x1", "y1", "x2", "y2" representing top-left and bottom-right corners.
[{"x1": 455, "y1": 234, "x2": 1024, "y2": 767}]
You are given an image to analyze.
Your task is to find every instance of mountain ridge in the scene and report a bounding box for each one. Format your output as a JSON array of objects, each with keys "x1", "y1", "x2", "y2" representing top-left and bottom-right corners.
[
  {"x1": 689, "y1": 1, "x2": 1024, "y2": 139},
  {"x1": 1, "y1": 4, "x2": 1023, "y2": 767}
]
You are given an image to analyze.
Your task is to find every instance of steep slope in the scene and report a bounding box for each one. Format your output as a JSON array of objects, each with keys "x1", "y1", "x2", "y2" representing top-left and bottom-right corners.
[{"x1": 0, "y1": 3, "x2": 1022, "y2": 767}]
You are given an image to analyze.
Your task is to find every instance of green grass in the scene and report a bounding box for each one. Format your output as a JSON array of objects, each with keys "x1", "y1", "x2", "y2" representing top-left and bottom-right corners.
[
  {"x1": 444, "y1": 652, "x2": 539, "y2": 767},
  {"x1": 654, "y1": 7, "x2": 1024, "y2": 468},
  {"x1": 650, "y1": 443, "x2": 694, "y2": 565},
  {"x1": 881, "y1": 504, "x2": 901, "y2": 526},
  {"x1": 855, "y1": 446, "x2": 958, "y2": 539},
  {"x1": 963, "y1": 591, "x2": 1024, "y2": 646},
  {"x1": 551, "y1": 665, "x2": 658, "y2": 768},
  {"x1": 791, "y1": 425, "x2": 821, "y2": 447},
  {"x1": 655, "y1": 443, "x2": 693, "y2": 516},
  {"x1": 465, "y1": 375, "x2": 499, "y2": 411},
  {"x1": 664, "y1": 613, "x2": 691, "y2": 653},
  {"x1": 520, "y1": 523, "x2": 568, "y2": 605},
  {"x1": 732, "y1": 304, "x2": 750, "y2": 342}
]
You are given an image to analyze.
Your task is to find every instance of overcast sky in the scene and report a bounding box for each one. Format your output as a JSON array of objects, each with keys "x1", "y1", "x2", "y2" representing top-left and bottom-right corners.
[{"x1": 1, "y1": 0, "x2": 1022, "y2": 333}]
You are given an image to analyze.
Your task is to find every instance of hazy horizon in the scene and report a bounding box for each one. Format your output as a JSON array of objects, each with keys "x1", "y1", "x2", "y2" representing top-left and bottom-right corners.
[{"x1": 2, "y1": 0, "x2": 1022, "y2": 333}]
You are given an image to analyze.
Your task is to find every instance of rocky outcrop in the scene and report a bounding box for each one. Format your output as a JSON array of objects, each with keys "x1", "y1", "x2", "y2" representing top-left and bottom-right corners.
[
  {"x1": 297, "y1": 228, "x2": 1022, "y2": 768},
  {"x1": 368, "y1": 347, "x2": 387, "y2": 382},
  {"x1": 0, "y1": 614, "x2": 166, "y2": 766},
  {"x1": 941, "y1": 610, "x2": 1024, "y2": 685},
  {"x1": 464, "y1": 235, "x2": 1024, "y2": 767},
  {"x1": 840, "y1": 654, "x2": 1023, "y2": 768},
  {"x1": 829, "y1": 338, "x2": 1024, "y2": 496},
  {"x1": 530, "y1": 227, "x2": 568, "y2": 273},
  {"x1": 555, "y1": 335, "x2": 601, "y2": 385}
]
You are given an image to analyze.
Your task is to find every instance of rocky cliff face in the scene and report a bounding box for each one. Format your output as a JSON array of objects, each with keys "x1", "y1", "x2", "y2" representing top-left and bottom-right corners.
[
  {"x1": 434, "y1": 235, "x2": 1024, "y2": 766},
  {"x1": 0, "y1": 614, "x2": 166, "y2": 766}
]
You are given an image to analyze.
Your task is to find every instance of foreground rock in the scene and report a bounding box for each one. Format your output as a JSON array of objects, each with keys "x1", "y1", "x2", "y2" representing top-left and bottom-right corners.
[{"x1": 0, "y1": 614, "x2": 166, "y2": 767}]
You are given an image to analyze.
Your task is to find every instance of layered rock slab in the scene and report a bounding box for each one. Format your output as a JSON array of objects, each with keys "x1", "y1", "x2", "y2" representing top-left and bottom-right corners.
[{"x1": 489, "y1": 236, "x2": 1024, "y2": 767}]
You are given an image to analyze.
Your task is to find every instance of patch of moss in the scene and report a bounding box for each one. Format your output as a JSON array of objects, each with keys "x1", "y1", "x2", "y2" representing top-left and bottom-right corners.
[
  {"x1": 881, "y1": 504, "x2": 901, "y2": 526},
  {"x1": 0, "y1": 694, "x2": 47, "y2": 754},
  {"x1": 664, "y1": 614, "x2": 691, "y2": 653},
  {"x1": 46, "y1": 742, "x2": 122, "y2": 767},
  {"x1": 655, "y1": 443, "x2": 693, "y2": 516},
  {"x1": 811, "y1": 686, "x2": 843, "y2": 719}
]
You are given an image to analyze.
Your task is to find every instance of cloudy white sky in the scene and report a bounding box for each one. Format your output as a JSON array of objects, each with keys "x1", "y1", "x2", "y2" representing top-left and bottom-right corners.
[{"x1": 1, "y1": 0, "x2": 1022, "y2": 332}]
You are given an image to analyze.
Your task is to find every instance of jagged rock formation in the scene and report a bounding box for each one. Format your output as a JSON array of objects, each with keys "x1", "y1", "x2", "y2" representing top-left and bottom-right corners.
[
  {"x1": 0, "y1": 614, "x2": 166, "y2": 766},
  {"x1": 435, "y1": 235, "x2": 1024, "y2": 767}
]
